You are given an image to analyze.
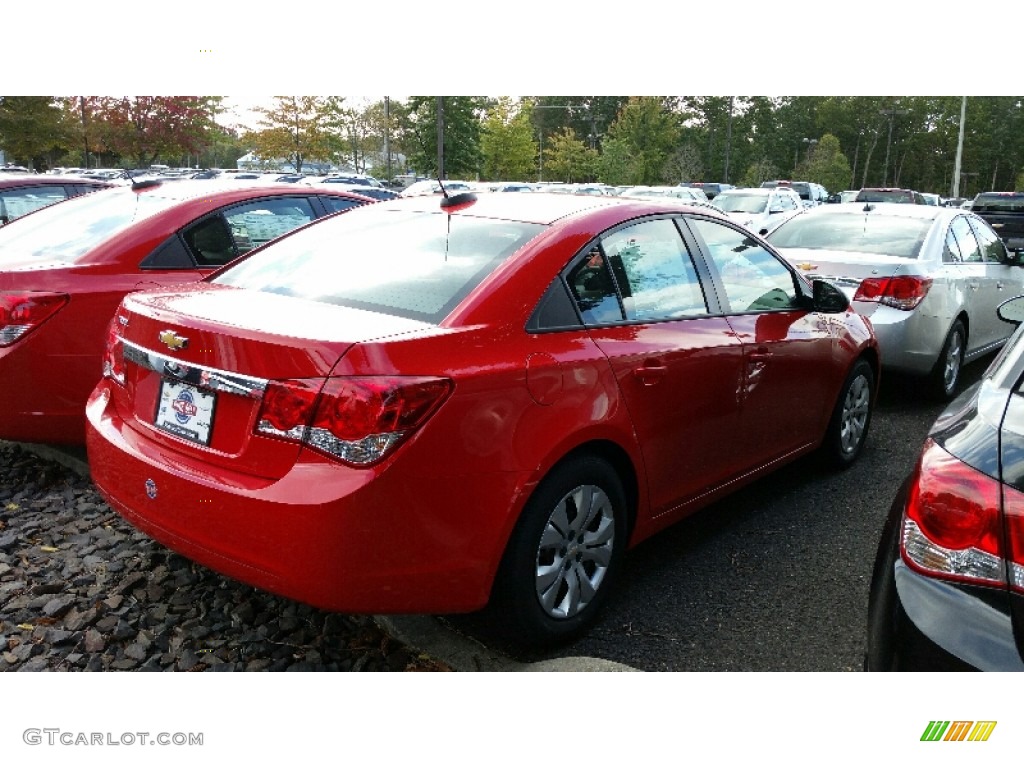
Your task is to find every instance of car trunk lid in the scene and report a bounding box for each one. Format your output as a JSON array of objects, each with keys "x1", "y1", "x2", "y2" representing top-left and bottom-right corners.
[{"x1": 109, "y1": 283, "x2": 435, "y2": 478}]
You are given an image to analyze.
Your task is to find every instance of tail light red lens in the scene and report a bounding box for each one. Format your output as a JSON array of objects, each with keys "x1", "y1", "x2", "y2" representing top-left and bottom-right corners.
[
  {"x1": 101, "y1": 314, "x2": 127, "y2": 385},
  {"x1": 854, "y1": 275, "x2": 932, "y2": 310},
  {"x1": 0, "y1": 291, "x2": 69, "y2": 346},
  {"x1": 256, "y1": 376, "x2": 452, "y2": 466},
  {"x1": 901, "y1": 438, "x2": 1006, "y2": 587}
]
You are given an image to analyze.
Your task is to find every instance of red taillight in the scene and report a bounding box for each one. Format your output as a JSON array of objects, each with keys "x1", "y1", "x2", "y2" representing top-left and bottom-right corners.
[
  {"x1": 901, "y1": 438, "x2": 1006, "y2": 587},
  {"x1": 854, "y1": 275, "x2": 932, "y2": 310},
  {"x1": 101, "y1": 314, "x2": 127, "y2": 384},
  {"x1": 0, "y1": 291, "x2": 69, "y2": 346},
  {"x1": 256, "y1": 376, "x2": 452, "y2": 466}
]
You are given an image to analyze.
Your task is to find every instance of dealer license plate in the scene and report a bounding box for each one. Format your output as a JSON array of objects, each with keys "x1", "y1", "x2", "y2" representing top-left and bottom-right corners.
[{"x1": 154, "y1": 379, "x2": 216, "y2": 445}]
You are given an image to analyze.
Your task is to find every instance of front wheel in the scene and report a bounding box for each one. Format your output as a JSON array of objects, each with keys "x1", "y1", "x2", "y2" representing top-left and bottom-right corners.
[
  {"x1": 489, "y1": 455, "x2": 628, "y2": 648},
  {"x1": 928, "y1": 320, "x2": 965, "y2": 401},
  {"x1": 823, "y1": 359, "x2": 874, "y2": 468}
]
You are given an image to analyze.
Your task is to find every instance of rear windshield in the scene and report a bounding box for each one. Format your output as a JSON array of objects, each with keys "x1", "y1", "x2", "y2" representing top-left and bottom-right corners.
[
  {"x1": 0, "y1": 188, "x2": 178, "y2": 264},
  {"x1": 767, "y1": 211, "x2": 932, "y2": 257},
  {"x1": 213, "y1": 206, "x2": 545, "y2": 323},
  {"x1": 712, "y1": 192, "x2": 769, "y2": 214},
  {"x1": 972, "y1": 193, "x2": 1024, "y2": 213},
  {"x1": 855, "y1": 190, "x2": 912, "y2": 203}
]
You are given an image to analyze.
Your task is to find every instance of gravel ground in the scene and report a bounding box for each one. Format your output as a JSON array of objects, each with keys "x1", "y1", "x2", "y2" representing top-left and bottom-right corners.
[{"x1": 0, "y1": 443, "x2": 450, "y2": 672}]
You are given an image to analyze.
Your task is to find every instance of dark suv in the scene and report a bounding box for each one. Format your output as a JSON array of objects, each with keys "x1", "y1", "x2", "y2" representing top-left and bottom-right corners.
[
  {"x1": 970, "y1": 191, "x2": 1024, "y2": 252},
  {"x1": 854, "y1": 188, "x2": 926, "y2": 204}
]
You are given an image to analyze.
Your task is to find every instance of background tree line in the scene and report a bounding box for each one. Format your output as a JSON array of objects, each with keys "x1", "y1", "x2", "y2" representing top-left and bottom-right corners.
[{"x1": 3, "y1": 96, "x2": 1023, "y2": 196}]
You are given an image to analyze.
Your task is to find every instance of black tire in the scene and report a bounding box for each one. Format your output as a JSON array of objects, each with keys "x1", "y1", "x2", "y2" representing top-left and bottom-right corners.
[
  {"x1": 489, "y1": 455, "x2": 628, "y2": 648},
  {"x1": 928, "y1": 320, "x2": 965, "y2": 401},
  {"x1": 823, "y1": 359, "x2": 874, "y2": 468}
]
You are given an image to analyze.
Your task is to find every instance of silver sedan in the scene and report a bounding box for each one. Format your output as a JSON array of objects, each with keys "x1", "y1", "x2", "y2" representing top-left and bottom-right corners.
[{"x1": 767, "y1": 202, "x2": 1023, "y2": 399}]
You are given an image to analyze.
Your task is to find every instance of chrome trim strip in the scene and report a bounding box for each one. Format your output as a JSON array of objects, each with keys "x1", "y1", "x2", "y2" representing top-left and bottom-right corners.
[{"x1": 122, "y1": 339, "x2": 268, "y2": 398}]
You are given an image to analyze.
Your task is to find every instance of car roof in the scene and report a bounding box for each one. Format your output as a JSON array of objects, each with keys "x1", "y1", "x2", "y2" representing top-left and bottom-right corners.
[
  {"x1": 0, "y1": 175, "x2": 112, "y2": 189},
  {"x1": 377, "y1": 189, "x2": 722, "y2": 226}
]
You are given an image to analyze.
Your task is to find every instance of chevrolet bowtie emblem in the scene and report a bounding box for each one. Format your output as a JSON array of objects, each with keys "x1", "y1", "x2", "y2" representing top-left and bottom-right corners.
[
  {"x1": 158, "y1": 330, "x2": 189, "y2": 351},
  {"x1": 796, "y1": 262, "x2": 818, "y2": 271}
]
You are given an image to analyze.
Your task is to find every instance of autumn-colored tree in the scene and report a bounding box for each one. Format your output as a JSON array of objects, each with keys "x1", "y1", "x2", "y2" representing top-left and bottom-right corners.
[
  {"x1": 94, "y1": 97, "x2": 217, "y2": 167},
  {"x1": 243, "y1": 96, "x2": 333, "y2": 173}
]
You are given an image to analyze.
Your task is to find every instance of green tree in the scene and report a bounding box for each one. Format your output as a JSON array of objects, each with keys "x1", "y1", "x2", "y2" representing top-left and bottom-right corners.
[
  {"x1": 403, "y1": 97, "x2": 483, "y2": 178},
  {"x1": 0, "y1": 96, "x2": 75, "y2": 170},
  {"x1": 480, "y1": 98, "x2": 537, "y2": 181},
  {"x1": 596, "y1": 137, "x2": 635, "y2": 185},
  {"x1": 794, "y1": 133, "x2": 852, "y2": 194},
  {"x1": 739, "y1": 158, "x2": 780, "y2": 188},
  {"x1": 603, "y1": 97, "x2": 680, "y2": 184},
  {"x1": 543, "y1": 127, "x2": 595, "y2": 183}
]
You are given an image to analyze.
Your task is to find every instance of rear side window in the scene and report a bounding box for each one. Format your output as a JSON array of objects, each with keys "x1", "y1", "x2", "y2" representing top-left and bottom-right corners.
[
  {"x1": 214, "y1": 206, "x2": 543, "y2": 323},
  {"x1": 0, "y1": 185, "x2": 68, "y2": 224},
  {"x1": 949, "y1": 216, "x2": 982, "y2": 263},
  {"x1": 600, "y1": 218, "x2": 706, "y2": 321}
]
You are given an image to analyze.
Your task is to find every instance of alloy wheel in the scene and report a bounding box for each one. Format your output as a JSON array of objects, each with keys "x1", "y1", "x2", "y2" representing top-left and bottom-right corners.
[{"x1": 535, "y1": 483, "x2": 616, "y2": 620}]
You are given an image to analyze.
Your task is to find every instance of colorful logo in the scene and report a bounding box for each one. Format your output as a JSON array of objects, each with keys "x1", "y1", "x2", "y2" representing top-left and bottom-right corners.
[
  {"x1": 172, "y1": 390, "x2": 198, "y2": 423},
  {"x1": 921, "y1": 721, "x2": 997, "y2": 742}
]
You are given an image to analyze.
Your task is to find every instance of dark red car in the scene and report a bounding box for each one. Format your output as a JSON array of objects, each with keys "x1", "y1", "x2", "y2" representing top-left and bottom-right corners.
[
  {"x1": 0, "y1": 175, "x2": 112, "y2": 226},
  {"x1": 0, "y1": 179, "x2": 370, "y2": 444},
  {"x1": 86, "y1": 192, "x2": 878, "y2": 646}
]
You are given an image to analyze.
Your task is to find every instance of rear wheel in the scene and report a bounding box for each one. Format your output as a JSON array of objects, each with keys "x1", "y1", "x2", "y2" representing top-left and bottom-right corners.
[
  {"x1": 823, "y1": 359, "x2": 874, "y2": 468},
  {"x1": 928, "y1": 320, "x2": 965, "y2": 401},
  {"x1": 489, "y1": 455, "x2": 627, "y2": 648}
]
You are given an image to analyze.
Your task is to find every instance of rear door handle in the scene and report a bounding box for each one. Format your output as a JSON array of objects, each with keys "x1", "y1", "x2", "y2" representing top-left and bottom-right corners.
[{"x1": 634, "y1": 360, "x2": 667, "y2": 386}]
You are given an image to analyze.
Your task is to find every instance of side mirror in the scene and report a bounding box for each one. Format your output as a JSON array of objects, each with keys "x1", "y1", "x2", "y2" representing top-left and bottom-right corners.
[
  {"x1": 812, "y1": 278, "x2": 850, "y2": 314},
  {"x1": 997, "y1": 295, "x2": 1024, "y2": 324}
]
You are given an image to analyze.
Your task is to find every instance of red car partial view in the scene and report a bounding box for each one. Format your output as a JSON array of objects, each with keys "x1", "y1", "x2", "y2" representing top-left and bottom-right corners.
[
  {"x1": 0, "y1": 175, "x2": 112, "y2": 226},
  {"x1": 0, "y1": 179, "x2": 371, "y2": 444},
  {"x1": 86, "y1": 191, "x2": 879, "y2": 646}
]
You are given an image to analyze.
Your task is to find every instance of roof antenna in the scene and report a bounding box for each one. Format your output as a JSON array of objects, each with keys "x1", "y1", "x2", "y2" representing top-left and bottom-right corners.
[{"x1": 436, "y1": 174, "x2": 477, "y2": 211}]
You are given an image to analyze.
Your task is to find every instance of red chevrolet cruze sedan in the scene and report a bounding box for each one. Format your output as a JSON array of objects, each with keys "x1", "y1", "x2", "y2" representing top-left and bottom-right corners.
[
  {"x1": 86, "y1": 191, "x2": 878, "y2": 645},
  {"x1": 0, "y1": 179, "x2": 370, "y2": 444}
]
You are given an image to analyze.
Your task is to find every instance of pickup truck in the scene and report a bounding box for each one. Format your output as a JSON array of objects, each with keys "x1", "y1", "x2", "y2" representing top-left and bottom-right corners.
[{"x1": 970, "y1": 191, "x2": 1024, "y2": 251}]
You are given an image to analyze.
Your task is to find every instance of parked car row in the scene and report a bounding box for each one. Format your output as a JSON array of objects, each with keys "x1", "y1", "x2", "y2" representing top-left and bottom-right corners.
[{"x1": 4, "y1": 176, "x2": 1024, "y2": 661}]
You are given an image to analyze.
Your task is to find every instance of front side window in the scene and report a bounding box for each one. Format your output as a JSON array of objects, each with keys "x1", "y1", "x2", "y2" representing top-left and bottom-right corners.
[
  {"x1": 224, "y1": 197, "x2": 316, "y2": 253},
  {"x1": 968, "y1": 217, "x2": 1008, "y2": 263},
  {"x1": 690, "y1": 217, "x2": 800, "y2": 313}
]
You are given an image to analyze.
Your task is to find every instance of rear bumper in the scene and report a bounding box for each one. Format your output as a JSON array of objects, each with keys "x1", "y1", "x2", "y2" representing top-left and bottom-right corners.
[
  {"x1": 853, "y1": 302, "x2": 943, "y2": 376},
  {"x1": 86, "y1": 382, "x2": 533, "y2": 615},
  {"x1": 866, "y1": 484, "x2": 1024, "y2": 671}
]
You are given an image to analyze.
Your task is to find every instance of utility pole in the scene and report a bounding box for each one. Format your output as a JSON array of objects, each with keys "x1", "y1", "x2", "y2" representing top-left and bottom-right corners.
[
  {"x1": 952, "y1": 96, "x2": 966, "y2": 198},
  {"x1": 436, "y1": 97, "x2": 444, "y2": 180},
  {"x1": 384, "y1": 96, "x2": 392, "y2": 183},
  {"x1": 723, "y1": 96, "x2": 734, "y2": 183}
]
